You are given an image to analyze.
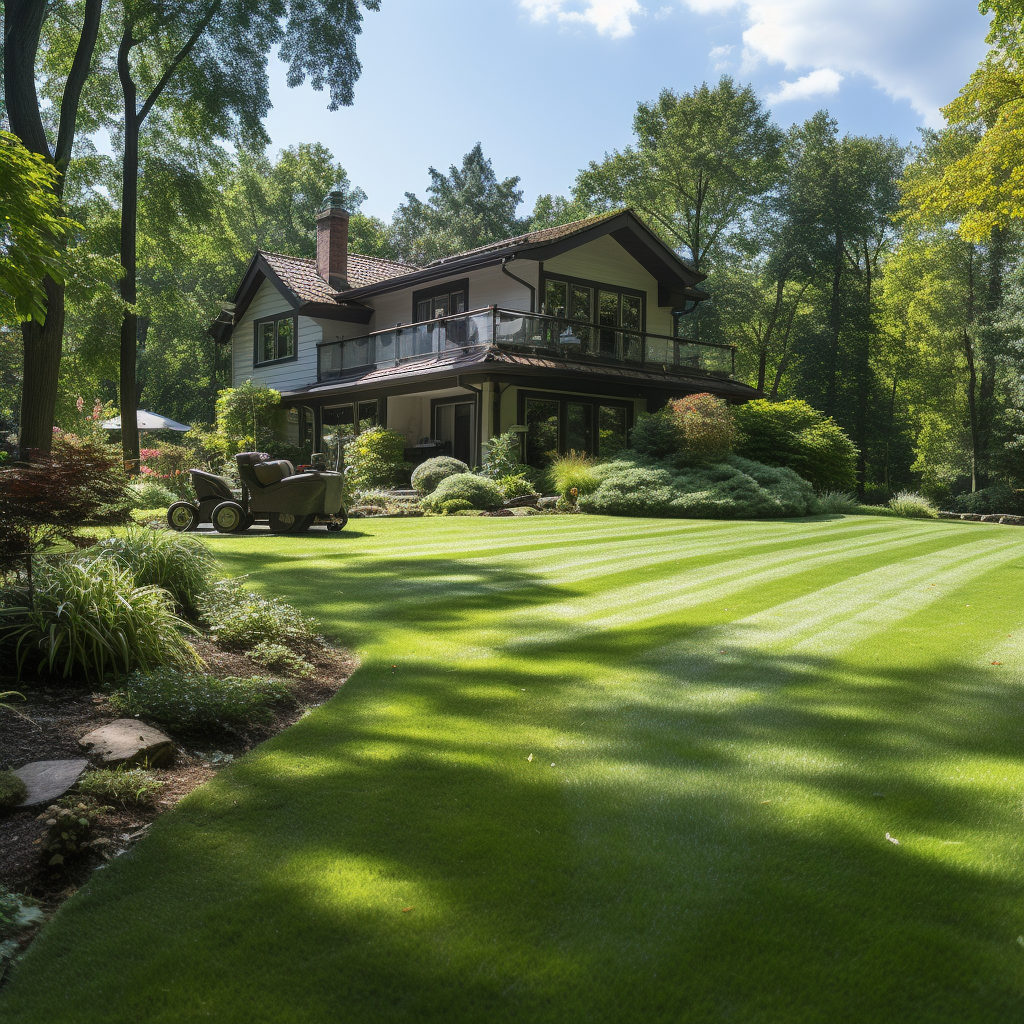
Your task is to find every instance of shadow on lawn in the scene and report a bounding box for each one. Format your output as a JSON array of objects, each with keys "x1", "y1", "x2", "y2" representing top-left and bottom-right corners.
[{"x1": 4, "y1": 541, "x2": 1024, "y2": 1023}]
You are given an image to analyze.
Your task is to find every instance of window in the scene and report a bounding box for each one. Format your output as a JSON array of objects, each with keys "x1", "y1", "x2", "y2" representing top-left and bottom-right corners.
[
  {"x1": 540, "y1": 273, "x2": 644, "y2": 360},
  {"x1": 412, "y1": 279, "x2": 469, "y2": 322},
  {"x1": 519, "y1": 391, "x2": 633, "y2": 467},
  {"x1": 253, "y1": 313, "x2": 297, "y2": 365}
]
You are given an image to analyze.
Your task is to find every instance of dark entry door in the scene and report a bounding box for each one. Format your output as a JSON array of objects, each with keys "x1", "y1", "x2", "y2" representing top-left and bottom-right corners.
[{"x1": 435, "y1": 401, "x2": 475, "y2": 465}]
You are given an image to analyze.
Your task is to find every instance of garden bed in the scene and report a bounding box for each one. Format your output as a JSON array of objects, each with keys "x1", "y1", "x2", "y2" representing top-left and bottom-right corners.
[{"x1": 0, "y1": 634, "x2": 353, "y2": 966}]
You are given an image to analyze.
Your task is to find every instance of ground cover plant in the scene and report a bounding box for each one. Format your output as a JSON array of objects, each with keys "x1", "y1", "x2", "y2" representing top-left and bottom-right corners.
[{"x1": 4, "y1": 515, "x2": 1023, "y2": 1023}]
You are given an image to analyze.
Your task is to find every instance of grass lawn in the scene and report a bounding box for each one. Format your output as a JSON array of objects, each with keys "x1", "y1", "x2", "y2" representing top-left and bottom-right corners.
[{"x1": 3, "y1": 514, "x2": 1024, "y2": 1023}]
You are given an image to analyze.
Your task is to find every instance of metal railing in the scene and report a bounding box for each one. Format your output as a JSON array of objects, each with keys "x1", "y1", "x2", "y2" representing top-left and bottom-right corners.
[{"x1": 316, "y1": 306, "x2": 735, "y2": 381}]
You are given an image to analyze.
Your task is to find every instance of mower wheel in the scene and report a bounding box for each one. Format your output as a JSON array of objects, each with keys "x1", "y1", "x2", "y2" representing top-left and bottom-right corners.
[
  {"x1": 268, "y1": 512, "x2": 313, "y2": 534},
  {"x1": 327, "y1": 511, "x2": 348, "y2": 532},
  {"x1": 167, "y1": 501, "x2": 199, "y2": 532},
  {"x1": 212, "y1": 501, "x2": 247, "y2": 534}
]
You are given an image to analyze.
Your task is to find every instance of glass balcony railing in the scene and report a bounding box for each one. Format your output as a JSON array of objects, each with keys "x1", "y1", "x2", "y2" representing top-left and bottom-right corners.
[{"x1": 316, "y1": 306, "x2": 734, "y2": 381}]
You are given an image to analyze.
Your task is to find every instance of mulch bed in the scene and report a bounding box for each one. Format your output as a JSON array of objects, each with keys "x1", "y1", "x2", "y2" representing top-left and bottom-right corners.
[{"x1": 0, "y1": 636, "x2": 354, "y2": 958}]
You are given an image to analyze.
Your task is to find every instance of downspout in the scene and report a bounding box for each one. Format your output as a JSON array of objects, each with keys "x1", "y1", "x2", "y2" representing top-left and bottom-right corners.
[
  {"x1": 501, "y1": 257, "x2": 535, "y2": 312},
  {"x1": 458, "y1": 377, "x2": 484, "y2": 467}
]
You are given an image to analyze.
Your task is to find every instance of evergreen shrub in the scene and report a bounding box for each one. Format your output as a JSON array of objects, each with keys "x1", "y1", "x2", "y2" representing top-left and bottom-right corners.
[
  {"x1": 420, "y1": 474, "x2": 503, "y2": 511},
  {"x1": 579, "y1": 455, "x2": 817, "y2": 519},
  {"x1": 951, "y1": 483, "x2": 1024, "y2": 516},
  {"x1": 0, "y1": 770, "x2": 27, "y2": 808},
  {"x1": 733, "y1": 399, "x2": 857, "y2": 491},
  {"x1": 411, "y1": 456, "x2": 468, "y2": 494},
  {"x1": 481, "y1": 430, "x2": 523, "y2": 478}
]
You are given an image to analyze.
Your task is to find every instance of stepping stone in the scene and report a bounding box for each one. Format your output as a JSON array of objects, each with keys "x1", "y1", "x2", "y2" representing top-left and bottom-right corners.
[
  {"x1": 13, "y1": 759, "x2": 88, "y2": 808},
  {"x1": 79, "y1": 719, "x2": 175, "y2": 767}
]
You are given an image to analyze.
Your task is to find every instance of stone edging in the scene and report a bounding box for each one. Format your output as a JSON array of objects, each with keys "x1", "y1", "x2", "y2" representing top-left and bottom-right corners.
[{"x1": 938, "y1": 511, "x2": 1024, "y2": 525}]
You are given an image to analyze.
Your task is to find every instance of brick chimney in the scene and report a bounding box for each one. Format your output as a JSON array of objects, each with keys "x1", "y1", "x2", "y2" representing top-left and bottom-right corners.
[{"x1": 316, "y1": 191, "x2": 350, "y2": 290}]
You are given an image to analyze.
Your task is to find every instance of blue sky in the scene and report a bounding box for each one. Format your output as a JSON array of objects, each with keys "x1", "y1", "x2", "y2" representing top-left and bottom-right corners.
[{"x1": 261, "y1": 0, "x2": 992, "y2": 221}]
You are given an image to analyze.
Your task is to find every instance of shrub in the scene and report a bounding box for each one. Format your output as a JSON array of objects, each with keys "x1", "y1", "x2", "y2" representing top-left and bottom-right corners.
[
  {"x1": 630, "y1": 410, "x2": 682, "y2": 461},
  {"x1": 107, "y1": 668, "x2": 291, "y2": 732},
  {"x1": 668, "y1": 393, "x2": 736, "y2": 464},
  {"x1": 497, "y1": 473, "x2": 537, "y2": 499},
  {"x1": 200, "y1": 580, "x2": 322, "y2": 652},
  {"x1": 91, "y1": 528, "x2": 219, "y2": 614},
  {"x1": 419, "y1": 473, "x2": 503, "y2": 512},
  {"x1": 481, "y1": 429, "x2": 523, "y2": 478},
  {"x1": 579, "y1": 455, "x2": 817, "y2": 519},
  {"x1": 0, "y1": 770, "x2": 27, "y2": 807},
  {"x1": 0, "y1": 559, "x2": 201, "y2": 682},
  {"x1": 249, "y1": 641, "x2": 315, "y2": 678},
  {"x1": 38, "y1": 796, "x2": 112, "y2": 866},
  {"x1": 733, "y1": 399, "x2": 857, "y2": 491},
  {"x1": 0, "y1": 432, "x2": 132, "y2": 598},
  {"x1": 139, "y1": 444, "x2": 198, "y2": 497},
  {"x1": 815, "y1": 491, "x2": 860, "y2": 514},
  {"x1": 951, "y1": 483, "x2": 1024, "y2": 516},
  {"x1": 344, "y1": 426, "x2": 408, "y2": 489},
  {"x1": 76, "y1": 766, "x2": 163, "y2": 806},
  {"x1": 548, "y1": 450, "x2": 601, "y2": 502},
  {"x1": 411, "y1": 456, "x2": 468, "y2": 494},
  {"x1": 127, "y1": 479, "x2": 179, "y2": 510},
  {"x1": 888, "y1": 491, "x2": 939, "y2": 519},
  {"x1": 430, "y1": 498, "x2": 476, "y2": 514}
]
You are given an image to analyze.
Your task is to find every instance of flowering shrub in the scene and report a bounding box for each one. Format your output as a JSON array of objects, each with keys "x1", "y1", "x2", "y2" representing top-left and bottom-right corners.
[
  {"x1": 668, "y1": 394, "x2": 736, "y2": 464},
  {"x1": 139, "y1": 444, "x2": 198, "y2": 497}
]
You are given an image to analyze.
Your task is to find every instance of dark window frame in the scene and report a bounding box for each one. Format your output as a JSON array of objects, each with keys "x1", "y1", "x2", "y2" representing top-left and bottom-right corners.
[
  {"x1": 516, "y1": 389, "x2": 634, "y2": 463},
  {"x1": 252, "y1": 312, "x2": 299, "y2": 367},
  {"x1": 538, "y1": 270, "x2": 646, "y2": 332},
  {"x1": 411, "y1": 278, "x2": 470, "y2": 322}
]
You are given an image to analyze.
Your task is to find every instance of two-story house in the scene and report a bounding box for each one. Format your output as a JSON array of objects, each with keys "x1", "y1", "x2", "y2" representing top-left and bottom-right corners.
[{"x1": 210, "y1": 195, "x2": 759, "y2": 469}]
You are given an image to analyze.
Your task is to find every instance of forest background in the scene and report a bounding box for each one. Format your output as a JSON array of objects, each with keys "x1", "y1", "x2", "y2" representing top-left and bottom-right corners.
[{"x1": 2, "y1": 0, "x2": 1024, "y2": 504}]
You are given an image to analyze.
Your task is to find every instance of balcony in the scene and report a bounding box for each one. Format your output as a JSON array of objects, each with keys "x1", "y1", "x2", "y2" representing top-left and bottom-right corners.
[{"x1": 316, "y1": 306, "x2": 735, "y2": 382}]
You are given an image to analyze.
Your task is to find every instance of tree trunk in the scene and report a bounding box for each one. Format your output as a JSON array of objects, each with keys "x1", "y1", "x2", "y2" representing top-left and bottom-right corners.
[
  {"x1": 854, "y1": 240, "x2": 872, "y2": 497},
  {"x1": 118, "y1": 27, "x2": 141, "y2": 473},
  {"x1": 824, "y1": 233, "x2": 844, "y2": 416},
  {"x1": 18, "y1": 278, "x2": 65, "y2": 456},
  {"x1": 882, "y1": 373, "x2": 898, "y2": 491},
  {"x1": 4, "y1": 0, "x2": 102, "y2": 457},
  {"x1": 756, "y1": 350, "x2": 767, "y2": 393},
  {"x1": 965, "y1": 327, "x2": 979, "y2": 493}
]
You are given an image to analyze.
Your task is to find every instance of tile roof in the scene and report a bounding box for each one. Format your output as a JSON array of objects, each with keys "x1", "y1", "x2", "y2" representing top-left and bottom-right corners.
[
  {"x1": 425, "y1": 211, "x2": 623, "y2": 267},
  {"x1": 282, "y1": 344, "x2": 757, "y2": 400},
  {"x1": 259, "y1": 250, "x2": 417, "y2": 304}
]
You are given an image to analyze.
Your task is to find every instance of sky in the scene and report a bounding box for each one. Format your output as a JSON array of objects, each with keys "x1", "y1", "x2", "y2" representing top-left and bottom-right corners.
[{"x1": 261, "y1": 0, "x2": 993, "y2": 221}]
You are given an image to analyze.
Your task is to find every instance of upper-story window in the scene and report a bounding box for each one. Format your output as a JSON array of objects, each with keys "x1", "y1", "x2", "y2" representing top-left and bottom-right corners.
[
  {"x1": 413, "y1": 279, "x2": 469, "y2": 322},
  {"x1": 253, "y1": 313, "x2": 297, "y2": 365},
  {"x1": 541, "y1": 273, "x2": 645, "y2": 358}
]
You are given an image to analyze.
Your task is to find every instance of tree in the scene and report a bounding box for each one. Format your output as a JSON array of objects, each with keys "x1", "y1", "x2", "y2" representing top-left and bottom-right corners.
[
  {"x1": 3, "y1": 0, "x2": 103, "y2": 456},
  {"x1": 572, "y1": 78, "x2": 783, "y2": 273},
  {"x1": 0, "y1": 131, "x2": 76, "y2": 323},
  {"x1": 390, "y1": 143, "x2": 529, "y2": 264},
  {"x1": 110, "y1": 0, "x2": 380, "y2": 472}
]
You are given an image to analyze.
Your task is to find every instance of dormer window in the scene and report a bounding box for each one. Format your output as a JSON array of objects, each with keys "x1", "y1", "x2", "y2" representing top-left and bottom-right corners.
[{"x1": 254, "y1": 313, "x2": 297, "y2": 365}]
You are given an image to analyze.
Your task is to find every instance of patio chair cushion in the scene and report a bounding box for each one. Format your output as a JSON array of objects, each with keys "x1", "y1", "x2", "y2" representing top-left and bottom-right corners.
[{"x1": 252, "y1": 460, "x2": 293, "y2": 486}]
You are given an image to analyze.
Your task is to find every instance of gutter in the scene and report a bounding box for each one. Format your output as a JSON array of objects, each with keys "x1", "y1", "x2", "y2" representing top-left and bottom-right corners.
[{"x1": 500, "y1": 257, "x2": 536, "y2": 313}]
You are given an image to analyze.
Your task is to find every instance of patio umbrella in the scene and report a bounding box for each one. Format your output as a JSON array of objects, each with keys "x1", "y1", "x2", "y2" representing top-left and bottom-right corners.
[{"x1": 102, "y1": 410, "x2": 191, "y2": 432}]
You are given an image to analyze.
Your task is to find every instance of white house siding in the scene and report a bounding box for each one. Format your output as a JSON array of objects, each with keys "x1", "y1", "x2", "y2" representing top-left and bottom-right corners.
[
  {"x1": 542, "y1": 235, "x2": 674, "y2": 337},
  {"x1": 231, "y1": 279, "x2": 323, "y2": 392},
  {"x1": 366, "y1": 261, "x2": 540, "y2": 331}
]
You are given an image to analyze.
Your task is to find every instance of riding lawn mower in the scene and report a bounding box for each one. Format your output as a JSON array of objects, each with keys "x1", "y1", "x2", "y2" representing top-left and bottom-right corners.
[{"x1": 167, "y1": 451, "x2": 348, "y2": 535}]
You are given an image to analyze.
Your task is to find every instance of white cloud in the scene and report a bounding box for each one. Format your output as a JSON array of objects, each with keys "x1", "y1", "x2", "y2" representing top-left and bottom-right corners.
[
  {"x1": 766, "y1": 67, "x2": 842, "y2": 104},
  {"x1": 680, "y1": 0, "x2": 990, "y2": 126},
  {"x1": 519, "y1": 0, "x2": 644, "y2": 39},
  {"x1": 709, "y1": 43, "x2": 734, "y2": 70}
]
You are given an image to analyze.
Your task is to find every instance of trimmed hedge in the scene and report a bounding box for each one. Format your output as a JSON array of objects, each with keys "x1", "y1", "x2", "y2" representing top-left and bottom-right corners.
[
  {"x1": 411, "y1": 456, "x2": 469, "y2": 494},
  {"x1": 420, "y1": 474, "x2": 503, "y2": 512}
]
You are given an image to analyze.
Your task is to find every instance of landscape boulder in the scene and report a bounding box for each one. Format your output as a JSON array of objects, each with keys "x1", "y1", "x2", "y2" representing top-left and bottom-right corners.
[
  {"x1": 13, "y1": 759, "x2": 89, "y2": 808},
  {"x1": 79, "y1": 720, "x2": 175, "y2": 767}
]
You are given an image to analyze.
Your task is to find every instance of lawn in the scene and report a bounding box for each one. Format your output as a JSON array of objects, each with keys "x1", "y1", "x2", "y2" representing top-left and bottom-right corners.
[{"x1": 3, "y1": 514, "x2": 1024, "y2": 1023}]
